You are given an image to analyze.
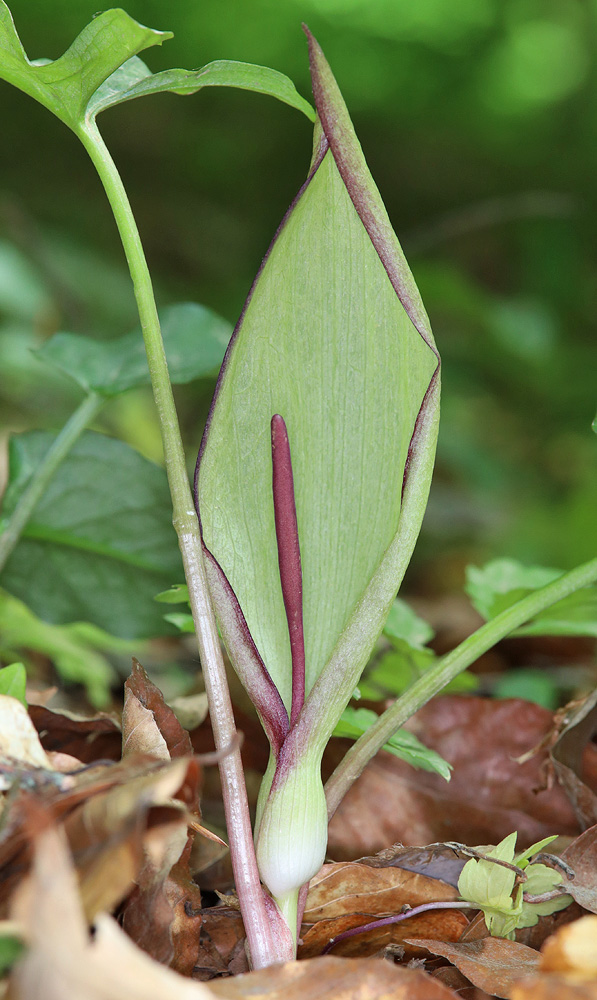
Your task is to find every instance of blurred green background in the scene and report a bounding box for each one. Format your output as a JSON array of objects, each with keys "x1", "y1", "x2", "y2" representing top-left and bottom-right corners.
[{"x1": 1, "y1": 0, "x2": 596, "y2": 596}]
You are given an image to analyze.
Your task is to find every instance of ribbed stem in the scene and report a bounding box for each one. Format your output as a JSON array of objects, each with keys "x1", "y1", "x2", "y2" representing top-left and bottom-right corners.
[{"x1": 76, "y1": 121, "x2": 284, "y2": 968}]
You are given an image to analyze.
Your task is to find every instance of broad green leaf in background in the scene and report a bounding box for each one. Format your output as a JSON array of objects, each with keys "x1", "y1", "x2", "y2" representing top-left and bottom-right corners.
[
  {"x1": 466, "y1": 558, "x2": 597, "y2": 637},
  {"x1": 154, "y1": 583, "x2": 190, "y2": 605},
  {"x1": 0, "y1": 661, "x2": 26, "y2": 705},
  {"x1": 162, "y1": 612, "x2": 195, "y2": 634},
  {"x1": 383, "y1": 597, "x2": 435, "y2": 647},
  {"x1": 359, "y1": 598, "x2": 477, "y2": 700},
  {"x1": 36, "y1": 302, "x2": 232, "y2": 397},
  {"x1": 333, "y1": 705, "x2": 451, "y2": 780},
  {"x1": 0, "y1": 2, "x2": 314, "y2": 137},
  {"x1": 0, "y1": 431, "x2": 183, "y2": 639},
  {"x1": 196, "y1": 45, "x2": 440, "y2": 717},
  {"x1": 0, "y1": 590, "x2": 132, "y2": 705},
  {"x1": 493, "y1": 667, "x2": 560, "y2": 709},
  {"x1": 0, "y1": 935, "x2": 23, "y2": 977}
]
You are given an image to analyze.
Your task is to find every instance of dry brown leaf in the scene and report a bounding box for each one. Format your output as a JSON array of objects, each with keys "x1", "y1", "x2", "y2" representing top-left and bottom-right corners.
[
  {"x1": 355, "y1": 842, "x2": 468, "y2": 888},
  {"x1": 304, "y1": 861, "x2": 461, "y2": 922},
  {"x1": 0, "y1": 754, "x2": 196, "y2": 920},
  {"x1": 122, "y1": 689, "x2": 170, "y2": 760},
  {"x1": 299, "y1": 907, "x2": 468, "y2": 959},
  {"x1": 208, "y1": 955, "x2": 461, "y2": 999},
  {"x1": 300, "y1": 860, "x2": 468, "y2": 958},
  {"x1": 125, "y1": 659, "x2": 194, "y2": 759},
  {"x1": 0, "y1": 695, "x2": 52, "y2": 770},
  {"x1": 431, "y1": 965, "x2": 494, "y2": 1000},
  {"x1": 169, "y1": 692, "x2": 209, "y2": 731},
  {"x1": 28, "y1": 703, "x2": 121, "y2": 763},
  {"x1": 121, "y1": 833, "x2": 203, "y2": 973},
  {"x1": 559, "y1": 824, "x2": 597, "y2": 913},
  {"x1": 511, "y1": 916, "x2": 597, "y2": 999},
  {"x1": 540, "y1": 915, "x2": 597, "y2": 976},
  {"x1": 550, "y1": 691, "x2": 597, "y2": 830},
  {"x1": 512, "y1": 977, "x2": 597, "y2": 999},
  {"x1": 8, "y1": 817, "x2": 215, "y2": 1000},
  {"x1": 194, "y1": 906, "x2": 248, "y2": 980},
  {"x1": 328, "y1": 697, "x2": 592, "y2": 857},
  {"x1": 406, "y1": 937, "x2": 540, "y2": 999}
]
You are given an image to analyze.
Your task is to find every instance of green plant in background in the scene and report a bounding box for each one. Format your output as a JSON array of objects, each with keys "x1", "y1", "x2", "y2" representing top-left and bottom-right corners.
[
  {"x1": 0, "y1": 2, "x2": 596, "y2": 969},
  {"x1": 458, "y1": 833, "x2": 573, "y2": 938}
]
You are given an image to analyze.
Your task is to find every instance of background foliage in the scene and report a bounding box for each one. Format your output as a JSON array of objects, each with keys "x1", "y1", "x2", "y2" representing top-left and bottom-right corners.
[{"x1": 1, "y1": 0, "x2": 595, "y2": 605}]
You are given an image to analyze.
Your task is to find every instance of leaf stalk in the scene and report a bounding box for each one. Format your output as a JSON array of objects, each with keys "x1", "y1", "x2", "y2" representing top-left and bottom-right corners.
[
  {"x1": 76, "y1": 121, "x2": 286, "y2": 968},
  {"x1": 325, "y1": 555, "x2": 597, "y2": 817}
]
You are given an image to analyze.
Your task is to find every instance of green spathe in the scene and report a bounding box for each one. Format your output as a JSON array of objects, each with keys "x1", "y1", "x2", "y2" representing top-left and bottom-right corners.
[
  {"x1": 197, "y1": 145, "x2": 437, "y2": 714},
  {"x1": 196, "y1": 33, "x2": 440, "y2": 921}
]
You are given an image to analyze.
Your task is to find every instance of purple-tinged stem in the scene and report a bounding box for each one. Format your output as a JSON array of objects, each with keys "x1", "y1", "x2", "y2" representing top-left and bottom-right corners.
[
  {"x1": 271, "y1": 414, "x2": 305, "y2": 727},
  {"x1": 321, "y1": 900, "x2": 479, "y2": 955}
]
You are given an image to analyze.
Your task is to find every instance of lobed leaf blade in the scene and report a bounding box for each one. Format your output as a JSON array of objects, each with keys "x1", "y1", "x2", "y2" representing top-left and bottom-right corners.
[
  {"x1": 88, "y1": 56, "x2": 316, "y2": 122},
  {"x1": 0, "y1": 2, "x2": 170, "y2": 130}
]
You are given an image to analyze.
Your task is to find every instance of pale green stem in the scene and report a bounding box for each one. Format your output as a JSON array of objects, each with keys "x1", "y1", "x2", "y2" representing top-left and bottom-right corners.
[
  {"x1": 277, "y1": 891, "x2": 299, "y2": 951},
  {"x1": 0, "y1": 391, "x2": 104, "y2": 573},
  {"x1": 325, "y1": 555, "x2": 597, "y2": 818},
  {"x1": 76, "y1": 121, "x2": 284, "y2": 968}
]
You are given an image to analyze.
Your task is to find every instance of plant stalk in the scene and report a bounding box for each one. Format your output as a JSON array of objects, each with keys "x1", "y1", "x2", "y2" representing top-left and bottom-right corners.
[
  {"x1": 325, "y1": 555, "x2": 597, "y2": 817},
  {"x1": 0, "y1": 391, "x2": 104, "y2": 573},
  {"x1": 77, "y1": 122, "x2": 284, "y2": 968}
]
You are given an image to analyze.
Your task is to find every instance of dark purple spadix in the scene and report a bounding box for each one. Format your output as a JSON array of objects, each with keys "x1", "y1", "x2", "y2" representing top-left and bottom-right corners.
[{"x1": 271, "y1": 414, "x2": 305, "y2": 727}]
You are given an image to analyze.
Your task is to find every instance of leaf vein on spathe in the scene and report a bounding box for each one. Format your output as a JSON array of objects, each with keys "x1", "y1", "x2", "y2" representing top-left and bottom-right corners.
[{"x1": 197, "y1": 145, "x2": 436, "y2": 712}]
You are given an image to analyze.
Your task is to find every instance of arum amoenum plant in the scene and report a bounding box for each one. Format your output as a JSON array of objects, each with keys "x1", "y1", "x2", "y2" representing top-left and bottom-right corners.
[
  {"x1": 2, "y1": 2, "x2": 597, "y2": 971},
  {"x1": 194, "y1": 33, "x2": 440, "y2": 940}
]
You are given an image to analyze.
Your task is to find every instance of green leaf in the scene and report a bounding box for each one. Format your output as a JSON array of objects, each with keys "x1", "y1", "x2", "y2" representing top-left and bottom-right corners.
[
  {"x1": 494, "y1": 668, "x2": 559, "y2": 709},
  {"x1": 35, "y1": 302, "x2": 232, "y2": 397},
  {"x1": 383, "y1": 597, "x2": 434, "y2": 647},
  {"x1": 0, "y1": 661, "x2": 26, "y2": 705},
  {"x1": 0, "y1": 4, "x2": 171, "y2": 131},
  {"x1": 163, "y1": 611, "x2": 195, "y2": 634},
  {"x1": 0, "y1": 4, "x2": 314, "y2": 134},
  {"x1": 0, "y1": 589, "x2": 127, "y2": 705},
  {"x1": 0, "y1": 935, "x2": 24, "y2": 976},
  {"x1": 196, "y1": 36, "x2": 439, "y2": 722},
  {"x1": 466, "y1": 558, "x2": 597, "y2": 637},
  {"x1": 88, "y1": 55, "x2": 316, "y2": 123},
  {"x1": 457, "y1": 833, "x2": 572, "y2": 939},
  {"x1": 154, "y1": 583, "x2": 190, "y2": 605},
  {"x1": 356, "y1": 633, "x2": 477, "y2": 701},
  {"x1": 0, "y1": 430, "x2": 183, "y2": 639},
  {"x1": 333, "y1": 706, "x2": 452, "y2": 780}
]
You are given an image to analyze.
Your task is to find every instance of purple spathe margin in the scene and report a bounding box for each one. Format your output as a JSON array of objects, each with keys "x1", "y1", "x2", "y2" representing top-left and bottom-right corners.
[
  {"x1": 305, "y1": 26, "x2": 441, "y2": 505},
  {"x1": 203, "y1": 547, "x2": 289, "y2": 754}
]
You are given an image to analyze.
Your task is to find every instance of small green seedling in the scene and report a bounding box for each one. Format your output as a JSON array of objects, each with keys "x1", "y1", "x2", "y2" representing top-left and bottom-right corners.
[
  {"x1": 458, "y1": 833, "x2": 573, "y2": 938},
  {"x1": 0, "y1": 3, "x2": 596, "y2": 969}
]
